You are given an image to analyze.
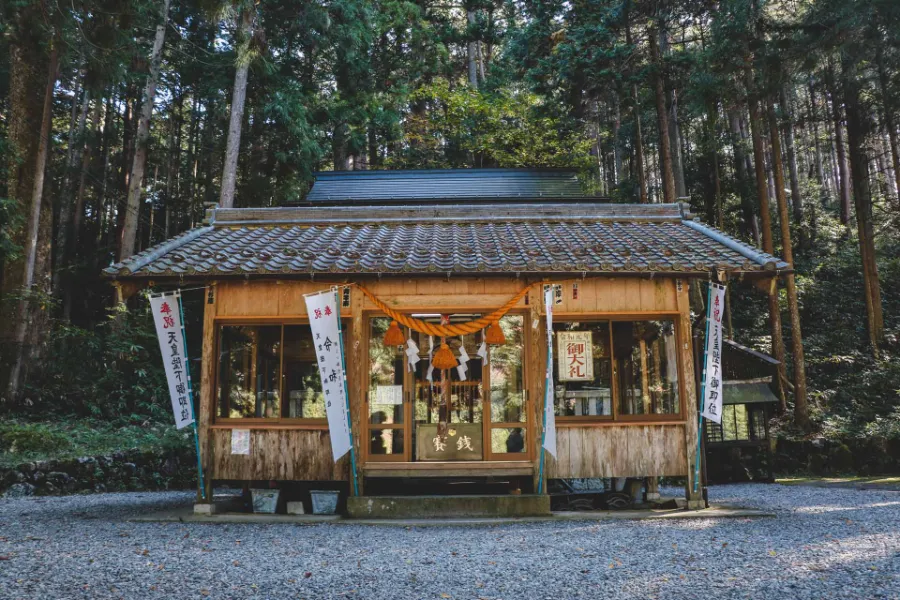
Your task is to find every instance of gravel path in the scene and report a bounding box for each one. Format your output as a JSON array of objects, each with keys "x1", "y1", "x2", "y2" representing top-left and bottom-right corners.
[{"x1": 1, "y1": 484, "x2": 898, "y2": 599}]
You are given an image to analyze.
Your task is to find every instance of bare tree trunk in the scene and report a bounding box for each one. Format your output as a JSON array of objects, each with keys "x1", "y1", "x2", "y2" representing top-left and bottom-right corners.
[
  {"x1": 648, "y1": 25, "x2": 676, "y2": 204},
  {"x1": 768, "y1": 99, "x2": 810, "y2": 430},
  {"x1": 842, "y1": 57, "x2": 885, "y2": 356},
  {"x1": 467, "y1": 8, "x2": 478, "y2": 89},
  {"x1": 219, "y1": 4, "x2": 256, "y2": 208},
  {"x1": 729, "y1": 110, "x2": 759, "y2": 243},
  {"x1": 825, "y1": 64, "x2": 852, "y2": 226},
  {"x1": 876, "y1": 45, "x2": 900, "y2": 212},
  {"x1": 780, "y1": 87, "x2": 805, "y2": 249},
  {"x1": 7, "y1": 44, "x2": 58, "y2": 400},
  {"x1": 118, "y1": 0, "x2": 171, "y2": 261},
  {"x1": 623, "y1": 6, "x2": 646, "y2": 203},
  {"x1": 658, "y1": 23, "x2": 685, "y2": 198},
  {"x1": 745, "y1": 72, "x2": 788, "y2": 403},
  {"x1": 808, "y1": 79, "x2": 828, "y2": 206}
]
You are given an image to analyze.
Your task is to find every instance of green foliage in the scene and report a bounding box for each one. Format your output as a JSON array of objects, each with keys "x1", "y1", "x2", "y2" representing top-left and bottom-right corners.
[
  {"x1": 390, "y1": 79, "x2": 595, "y2": 170},
  {"x1": 24, "y1": 300, "x2": 172, "y2": 420},
  {"x1": 0, "y1": 418, "x2": 191, "y2": 468}
]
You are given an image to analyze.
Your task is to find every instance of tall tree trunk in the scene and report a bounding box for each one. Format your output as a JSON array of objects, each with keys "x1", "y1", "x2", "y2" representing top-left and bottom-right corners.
[
  {"x1": 746, "y1": 72, "x2": 788, "y2": 407},
  {"x1": 467, "y1": 7, "x2": 478, "y2": 89},
  {"x1": 825, "y1": 64, "x2": 852, "y2": 226},
  {"x1": 842, "y1": 56, "x2": 885, "y2": 356},
  {"x1": 767, "y1": 99, "x2": 810, "y2": 430},
  {"x1": 623, "y1": 5, "x2": 646, "y2": 203},
  {"x1": 729, "y1": 109, "x2": 759, "y2": 243},
  {"x1": 808, "y1": 79, "x2": 828, "y2": 207},
  {"x1": 876, "y1": 45, "x2": 900, "y2": 212},
  {"x1": 658, "y1": 23, "x2": 685, "y2": 198},
  {"x1": 118, "y1": 0, "x2": 171, "y2": 262},
  {"x1": 648, "y1": 25, "x2": 676, "y2": 203},
  {"x1": 706, "y1": 101, "x2": 723, "y2": 228},
  {"x1": 779, "y1": 87, "x2": 805, "y2": 249},
  {"x1": 219, "y1": 4, "x2": 256, "y2": 208},
  {"x1": 7, "y1": 44, "x2": 58, "y2": 400}
]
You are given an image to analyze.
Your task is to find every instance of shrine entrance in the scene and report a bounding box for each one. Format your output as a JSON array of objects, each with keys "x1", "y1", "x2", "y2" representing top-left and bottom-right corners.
[{"x1": 365, "y1": 313, "x2": 530, "y2": 464}]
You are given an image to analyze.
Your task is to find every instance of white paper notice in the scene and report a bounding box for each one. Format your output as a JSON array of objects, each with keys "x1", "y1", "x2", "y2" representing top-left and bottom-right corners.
[
  {"x1": 557, "y1": 331, "x2": 594, "y2": 382},
  {"x1": 701, "y1": 283, "x2": 727, "y2": 424},
  {"x1": 149, "y1": 292, "x2": 195, "y2": 430},
  {"x1": 542, "y1": 286, "x2": 557, "y2": 457},
  {"x1": 231, "y1": 429, "x2": 250, "y2": 455},
  {"x1": 304, "y1": 291, "x2": 352, "y2": 461},
  {"x1": 375, "y1": 385, "x2": 404, "y2": 405}
]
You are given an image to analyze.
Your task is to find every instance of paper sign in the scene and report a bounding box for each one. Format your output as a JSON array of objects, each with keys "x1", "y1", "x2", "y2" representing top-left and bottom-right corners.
[
  {"x1": 701, "y1": 283, "x2": 727, "y2": 423},
  {"x1": 375, "y1": 385, "x2": 403, "y2": 405},
  {"x1": 231, "y1": 429, "x2": 250, "y2": 455},
  {"x1": 558, "y1": 331, "x2": 594, "y2": 381},
  {"x1": 542, "y1": 286, "x2": 557, "y2": 457},
  {"x1": 304, "y1": 290, "x2": 352, "y2": 461},
  {"x1": 149, "y1": 292, "x2": 195, "y2": 430}
]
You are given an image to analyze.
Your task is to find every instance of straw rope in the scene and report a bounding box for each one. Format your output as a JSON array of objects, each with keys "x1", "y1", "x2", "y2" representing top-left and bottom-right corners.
[{"x1": 357, "y1": 282, "x2": 538, "y2": 336}]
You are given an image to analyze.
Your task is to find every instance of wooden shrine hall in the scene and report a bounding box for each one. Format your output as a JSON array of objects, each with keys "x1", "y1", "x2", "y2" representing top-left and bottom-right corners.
[{"x1": 104, "y1": 168, "x2": 789, "y2": 516}]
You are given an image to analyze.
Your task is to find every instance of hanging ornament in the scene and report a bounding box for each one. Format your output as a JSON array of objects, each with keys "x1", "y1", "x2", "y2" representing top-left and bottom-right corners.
[
  {"x1": 426, "y1": 336, "x2": 435, "y2": 382},
  {"x1": 405, "y1": 338, "x2": 420, "y2": 372},
  {"x1": 485, "y1": 320, "x2": 506, "y2": 345},
  {"x1": 383, "y1": 320, "x2": 406, "y2": 346},
  {"x1": 457, "y1": 337, "x2": 470, "y2": 381},
  {"x1": 432, "y1": 343, "x2": 457, "y2": 370},
  {"x1": 476, "y1": 341, "x2": 488, "y2": 362}
]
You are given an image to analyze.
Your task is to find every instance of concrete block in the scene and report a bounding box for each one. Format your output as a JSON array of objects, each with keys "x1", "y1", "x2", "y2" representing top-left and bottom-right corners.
[
  {"x1": 194, "y1": 503, "x2": 216, "y2": 515},
  {"x1": 346, "y1": 494, "x2": 551, "y2": 519},
  {"x1": 287, "y1": 501, "x2": 306, "y2": 515}
]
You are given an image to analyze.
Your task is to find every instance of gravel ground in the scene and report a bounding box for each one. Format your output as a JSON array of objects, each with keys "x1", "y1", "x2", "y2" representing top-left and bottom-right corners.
[{"x1": 1, "y1": 484, "x2": 898, "y2": 600}]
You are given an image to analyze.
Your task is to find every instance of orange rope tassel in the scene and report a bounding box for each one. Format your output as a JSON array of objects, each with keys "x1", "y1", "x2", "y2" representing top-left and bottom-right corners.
[
  {"x1": 432, "y1": 343, "x2": 457, "y2": 370},
  {"x1": 383, "y1": 320, "x2": 406, "y2": 346}
]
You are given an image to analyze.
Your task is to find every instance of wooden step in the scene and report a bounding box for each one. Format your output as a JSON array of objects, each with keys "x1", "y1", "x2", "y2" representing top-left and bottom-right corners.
[{"x1": 363, "y1": 461, "x2": 534, "y2": 478}]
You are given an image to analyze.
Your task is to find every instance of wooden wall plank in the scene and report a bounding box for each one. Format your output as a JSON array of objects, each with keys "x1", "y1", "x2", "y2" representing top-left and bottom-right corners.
[
  {"x1": 546, "y1": 425, "x2": 687, "y2": 478},
  {"x1": 211, "y1": 429, "x2": 348, "y2": 481}
]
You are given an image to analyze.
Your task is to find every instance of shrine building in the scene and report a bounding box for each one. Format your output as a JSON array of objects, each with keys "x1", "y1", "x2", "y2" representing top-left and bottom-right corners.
[{"x1": 104, "y1": 168, "x2": 788, "y2": 516}]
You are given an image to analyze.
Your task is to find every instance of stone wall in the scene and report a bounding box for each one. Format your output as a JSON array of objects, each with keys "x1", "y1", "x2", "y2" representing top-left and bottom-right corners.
[{"x1": 1, "y1": 448, "x2": 197, "y2": 497}]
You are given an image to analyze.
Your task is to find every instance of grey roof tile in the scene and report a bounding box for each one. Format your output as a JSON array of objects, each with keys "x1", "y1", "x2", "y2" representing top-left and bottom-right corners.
[{"x1": 104, "y1": 202, "x2": 789, "y2": 278}]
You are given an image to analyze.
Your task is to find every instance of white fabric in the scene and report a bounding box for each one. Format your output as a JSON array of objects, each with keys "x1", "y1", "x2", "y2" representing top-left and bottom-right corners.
[
  {"x1": 149, "y1": 292, "x2": 195, "y2": 430},
  {"x1": 542, "y1": 287, "x2": 557, "y2": 457}
]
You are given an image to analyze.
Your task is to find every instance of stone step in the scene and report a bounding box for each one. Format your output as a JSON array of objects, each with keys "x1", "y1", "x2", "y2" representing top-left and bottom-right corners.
[{"x1": 346, "y1": 494, "x2": 551, "y2": 519}]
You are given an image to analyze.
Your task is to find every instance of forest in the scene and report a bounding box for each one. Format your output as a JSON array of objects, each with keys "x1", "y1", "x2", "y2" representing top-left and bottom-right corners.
[{"x1": 0, "y1": 0, "x2": 897, "y2": 465}]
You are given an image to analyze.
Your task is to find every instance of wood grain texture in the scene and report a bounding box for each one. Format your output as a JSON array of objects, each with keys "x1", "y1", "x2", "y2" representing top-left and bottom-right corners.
[
  {"x1": 211, "y1": 428, "x2": 349, "y2": 481},
  {"x1": 546, "y1": 425, "x2": 687, "y2": 478}
]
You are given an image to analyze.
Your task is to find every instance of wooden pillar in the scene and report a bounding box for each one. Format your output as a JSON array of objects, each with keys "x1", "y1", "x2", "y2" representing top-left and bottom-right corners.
[
  {"x1": 676, "y1": 279, "x2": 703, "y2": 508},
  {"x1": 645, "y1": 477, "x2": 660, "y2": 502},
  {"x1": 349, "y1": 284, "x2": 365, "y2": 495},
  {"x1": 528, "y1": 296, "x2": 545, "y2": 494},
  {"x1": 198, "y1": 282, "x2": 217, "y2": 502}
]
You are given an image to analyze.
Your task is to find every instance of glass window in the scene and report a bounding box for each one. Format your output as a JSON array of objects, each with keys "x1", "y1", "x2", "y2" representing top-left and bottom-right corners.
[
  {"x1": 282, "y1": 325, "x2": 325, "y2": 419},
  {"x1": 369, "y1": 428, "x2": 404, "y2": 455},
  {"x1": 614, "y1": 320, "x2": 679, "y2": 416},
  {"x1": 217, "y1": 325, "x2": 282, "y2": 419},
  {"x1": 490, "y1": 315, "x2": 525, "y2": 423},
  {"x1": 368, "y1": 317, "x2": 404, "y2": 425},
  {"x1": 216, "y1": 323, "x2": 345, "y2": 421},
  {"x1": 552, "y1": 321, "x2": 613, "y2": 418},
  {"x1": 491, "y1": 427, "x2": 527, "y2": 454}
]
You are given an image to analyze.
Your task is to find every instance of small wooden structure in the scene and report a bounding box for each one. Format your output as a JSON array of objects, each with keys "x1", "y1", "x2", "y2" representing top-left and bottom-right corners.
[
  {"x1": 704, "y1": 340, "x2": 780, "y2": 483},
  {"x1": 104, "y1": 169, "x2": 789, "y2": 511}
]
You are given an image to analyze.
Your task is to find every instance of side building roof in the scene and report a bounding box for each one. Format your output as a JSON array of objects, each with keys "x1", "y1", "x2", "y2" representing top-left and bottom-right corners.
[
  {"x1": 304, "y1": 168, "x2": 587, "y2": 203},
  {"x1": 103, "y1": 202, "x2": 790, "y2": 280}
]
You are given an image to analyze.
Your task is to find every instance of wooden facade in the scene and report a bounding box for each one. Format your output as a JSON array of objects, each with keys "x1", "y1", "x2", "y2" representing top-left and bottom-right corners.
[{"x1": 197, "y1": 276, "x2": 701, "y2": 502}]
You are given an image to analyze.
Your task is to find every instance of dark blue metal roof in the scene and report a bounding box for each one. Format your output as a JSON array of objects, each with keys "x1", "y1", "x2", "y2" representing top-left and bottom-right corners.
[{"x1": 306, "y1": 168, "x2": 589, "y2": 203}]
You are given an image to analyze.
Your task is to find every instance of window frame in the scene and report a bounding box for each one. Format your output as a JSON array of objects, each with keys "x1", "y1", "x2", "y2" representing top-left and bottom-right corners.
[
  {"x1": 212, "y1": 317, "x2": 349, "y2": 429},
  {"x1": 550, "y1": 312, "x2": 686, "y2": 425}
]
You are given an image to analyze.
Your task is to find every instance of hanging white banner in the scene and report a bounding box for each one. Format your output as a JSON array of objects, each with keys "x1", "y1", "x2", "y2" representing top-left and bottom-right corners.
[
  {"x1": 543, "y1": 286, "x2": 557, "y2": 457},
  {"x1": 304, "y1": 291, "x2": 352, "y2": 461},
  {"x1": 149, "y1": 292, "x2": 195, "y2": 430},
  {"x1": 701, "y1": 283, "x2": 727, "y2": 424}
]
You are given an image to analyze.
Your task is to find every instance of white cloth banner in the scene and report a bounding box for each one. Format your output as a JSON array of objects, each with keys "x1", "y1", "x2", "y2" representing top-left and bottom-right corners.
[
  {"x1": 542, "y1": 286, "x2": 557, "y2": 457},
  {"x1": 406, "y1": 338, "x2": 420, "y2": 372},
  {"x1": 426, "y1": 336, "x2": 435, "y2": 382},
  {"x1": 304, "y1": 291, "x2": 352, "y2": 461},
  {"x1": 701, "y1": 283, "x2": 727, "y2": 424},
  {"x1": 149, "y1": 292, "x2": 195, "y2": 430}
]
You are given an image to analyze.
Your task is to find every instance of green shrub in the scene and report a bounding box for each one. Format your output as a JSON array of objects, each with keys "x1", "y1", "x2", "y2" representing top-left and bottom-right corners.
[{"x1": 0, "y1": 423, "x2": 72, "y2": 454}]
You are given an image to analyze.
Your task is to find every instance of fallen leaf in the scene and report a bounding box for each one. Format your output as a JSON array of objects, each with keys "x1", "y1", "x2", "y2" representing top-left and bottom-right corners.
[
  {"x1": 305, "y1": 572, "x2": 312, "y2": 578},
  {"x1": 768, "y1": 550, "x2": 777, "y2": 556},
  {"x1": 441, "y1": 594, "x2": 451, "y2": 599}
]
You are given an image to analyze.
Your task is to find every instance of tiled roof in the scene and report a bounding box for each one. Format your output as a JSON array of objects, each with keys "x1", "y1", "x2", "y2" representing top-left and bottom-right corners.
[
  {"x1": 104, "y1": 203, "x2": 789, "y2": 279},
  {"x1": 305, "y1": 169, "x2": 586, "y2": 202}
]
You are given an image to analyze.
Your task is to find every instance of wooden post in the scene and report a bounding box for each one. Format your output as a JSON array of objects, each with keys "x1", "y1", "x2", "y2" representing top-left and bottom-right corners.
[
  {"x1": 349, "y1": 284, "x2": 365, "y2": 496},
  {"x1": 676, "y1": 279, "x2": 703, "y2": 509},
  {"x1": 198, "y1": 282, "x2": 217, "y2": 503}
]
